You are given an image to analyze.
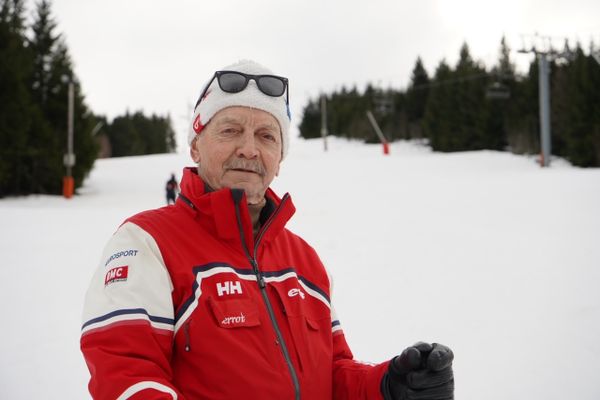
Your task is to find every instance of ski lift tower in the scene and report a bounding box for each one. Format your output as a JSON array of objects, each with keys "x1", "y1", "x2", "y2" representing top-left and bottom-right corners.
[{"x1": 518, "y1": 34, "x2": 573, "y2": 167}]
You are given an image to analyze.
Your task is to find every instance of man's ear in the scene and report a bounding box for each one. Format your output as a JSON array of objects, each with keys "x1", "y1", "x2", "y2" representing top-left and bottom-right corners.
[{"x1": 190, "y1": 138, "x2": 201, "y2": 163}]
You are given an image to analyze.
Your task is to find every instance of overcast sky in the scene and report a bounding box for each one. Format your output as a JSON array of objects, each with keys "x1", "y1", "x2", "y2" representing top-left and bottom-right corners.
[{"x1": 34, "y1": 0, "x2": 600, "y2": 149}]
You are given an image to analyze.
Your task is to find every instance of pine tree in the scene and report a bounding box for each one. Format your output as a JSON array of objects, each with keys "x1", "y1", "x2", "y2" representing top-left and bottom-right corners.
[
  {"x1": 591, "y1": 42, "x2": 600, "y2": 166},
  {"x1": 453, "y1": 42, "x2": 488, "y2": 150},
  {"x1": 298, "y1": 99, "x2": 321, "y2": 139},
  {"x1": 27, "y1": 0, "x2": 98, "y2": 192},
  {"x1": 106, "y1": 112, "x2": 139, "y2": 157},
  {"x1": 0, "y1": 0, "x2": 52, "y2": 196},
  {"x1": 423, "y1": 44, "x2": 490, "y2": 151},
  {"x1": 423, "y1": 59, "x2": 454, "y2": 150},
  {"x1": 505, "y1": 57, "x2": 539, "y2": 154},
  {"x1": 551, "y1": 41, "x2": 573, "y2": 159},
  {"x1": 28, "y1": 0, "x2": 66, "y2": 193},
  {"x1": 29, "y1": 0, "x2": 57, "y2": 108},
  {"x1": 561, "y1": 46, "x2": 600, "y2": 166},
  {"x1": 0, "y1": 0, "x2": 29, "y2": 195},
  {"x1": 406, "y1": 57, "x2": 430, "y2": 138},
  {"x1": 485, "y1": 36, "x2": 514, "y2": 151},
  {"x1": 391, "y1": 90, "x2": 408, "y2": 140}
]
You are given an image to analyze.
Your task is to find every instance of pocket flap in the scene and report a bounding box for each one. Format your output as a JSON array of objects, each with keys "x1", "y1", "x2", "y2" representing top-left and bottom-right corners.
[
  {"x1": 306, "y1": 317, "x2": 320, "y2": 331},
  {"x1": 208, "y1": 296, "x2": 261, "y2": 328}
]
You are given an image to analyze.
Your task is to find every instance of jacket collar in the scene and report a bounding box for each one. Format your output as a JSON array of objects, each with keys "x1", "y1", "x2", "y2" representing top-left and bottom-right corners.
[{"x1": 177, "y1": 167, "x2": 295, "y2": 245}]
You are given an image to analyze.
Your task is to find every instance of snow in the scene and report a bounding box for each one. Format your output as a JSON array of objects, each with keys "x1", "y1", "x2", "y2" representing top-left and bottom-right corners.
[{"x1": 1, "y1": 137, "x2": 599, "y2": 399}]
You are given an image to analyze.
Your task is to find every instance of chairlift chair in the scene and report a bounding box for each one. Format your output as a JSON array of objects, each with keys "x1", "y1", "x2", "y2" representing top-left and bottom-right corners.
[{"x1": 486, "y1": 81, "x2": 510, "y2": 100}]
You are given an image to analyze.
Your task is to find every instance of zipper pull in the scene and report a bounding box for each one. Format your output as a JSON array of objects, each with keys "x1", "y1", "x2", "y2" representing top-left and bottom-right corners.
[{"x1": 251, "y1": 259, "x2": 266, "y2": 288}]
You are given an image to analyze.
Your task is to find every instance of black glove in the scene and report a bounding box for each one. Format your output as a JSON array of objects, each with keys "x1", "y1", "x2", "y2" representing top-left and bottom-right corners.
[{"x1": 381, "y1": 342, "x2": 454, "y2": 400}]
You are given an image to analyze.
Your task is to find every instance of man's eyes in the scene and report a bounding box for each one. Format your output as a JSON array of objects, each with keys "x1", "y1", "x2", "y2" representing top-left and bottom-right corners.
[
  {"x1": 217, "y1": 127, "x2": 277, "y2": 143},
  {"x1": 261, "y1": 132, "x2": 277, "y2": 142},
  {"x1": 219, "y1": 127, "x2": 239, "y2": 135}
]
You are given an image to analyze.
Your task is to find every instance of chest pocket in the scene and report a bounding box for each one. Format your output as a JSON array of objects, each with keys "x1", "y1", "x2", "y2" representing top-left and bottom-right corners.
[
  {"x1": 271, "y1": 283, "x2": 331, "y2": 373},
  {"x1": 207, "y1": 296, "x2": 261, "y2": 328}
]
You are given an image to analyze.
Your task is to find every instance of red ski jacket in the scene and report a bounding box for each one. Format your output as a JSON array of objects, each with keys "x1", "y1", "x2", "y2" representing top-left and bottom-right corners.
[{"x1": 81, "y1": 167, "x2": 388, "y2": 399}]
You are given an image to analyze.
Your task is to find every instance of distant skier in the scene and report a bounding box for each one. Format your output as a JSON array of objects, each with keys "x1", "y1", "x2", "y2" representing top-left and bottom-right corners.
[{"x1": 165, "y1": 173, "x2": 178, "y2": 205}]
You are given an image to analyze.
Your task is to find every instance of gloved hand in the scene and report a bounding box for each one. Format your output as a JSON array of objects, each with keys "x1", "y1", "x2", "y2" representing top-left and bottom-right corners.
[{"x1": 381, "y1": 342, "x2": 454, "y2": 400}]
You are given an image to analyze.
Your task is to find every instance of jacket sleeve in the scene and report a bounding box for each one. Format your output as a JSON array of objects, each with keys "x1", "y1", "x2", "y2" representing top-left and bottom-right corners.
[
  {"x1": 329, "y1": 284, "x2": 390, "y2": 399},
  {"x1": 80, "y1": 222, "x2": 185, "y2": 400}
]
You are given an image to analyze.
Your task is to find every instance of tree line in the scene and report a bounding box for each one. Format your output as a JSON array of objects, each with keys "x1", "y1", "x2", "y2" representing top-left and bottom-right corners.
[
  {"x1": 299, "y1": 38, "x2": 600, "y2": 167},
  {"x1": 96, "y1": 111, "x2": 176, "y2": 158},
  {"x1": 0, "y1": 0, "x2": 176, "y2": 197}
]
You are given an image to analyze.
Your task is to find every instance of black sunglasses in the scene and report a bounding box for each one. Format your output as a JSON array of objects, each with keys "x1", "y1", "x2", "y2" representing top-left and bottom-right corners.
[{"x1": 195, "y1": 70, "x2": 289, "y2": 109}]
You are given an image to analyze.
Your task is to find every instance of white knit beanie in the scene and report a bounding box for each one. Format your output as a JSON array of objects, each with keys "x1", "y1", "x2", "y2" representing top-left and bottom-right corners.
[{"x1": 188, "y1": 60, "x2": 291, "y2": 159}]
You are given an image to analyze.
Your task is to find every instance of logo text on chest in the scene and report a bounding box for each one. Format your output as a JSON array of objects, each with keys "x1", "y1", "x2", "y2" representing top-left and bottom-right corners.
[
  {"x1": 222, "y1": 312, "x2": 246, "y2": 326},
  {"x1": 216, "y1": 281, "x2": 243, "y2": 296}
]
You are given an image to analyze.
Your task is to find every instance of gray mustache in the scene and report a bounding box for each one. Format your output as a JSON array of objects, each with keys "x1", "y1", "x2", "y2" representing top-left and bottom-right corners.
[{"x1": 224, "y1": 158, "x2": 266, "y2": 176}]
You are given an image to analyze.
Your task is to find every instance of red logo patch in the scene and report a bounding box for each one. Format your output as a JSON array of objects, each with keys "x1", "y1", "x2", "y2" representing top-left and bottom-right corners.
[
  {"x1": 105, "y1": 266, "x2": 129, "y2": 286},
  {"x1": 192, "y1": 114, "x2": 204, "y2": 134}
]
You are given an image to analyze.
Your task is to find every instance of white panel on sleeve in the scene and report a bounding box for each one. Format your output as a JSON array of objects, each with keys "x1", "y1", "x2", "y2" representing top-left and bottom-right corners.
[
  {"x1": 116, "y1": 381, "x2": 178, "y2": 400},
  {"x1": 81, "y1": 222, "x2": 175, "y2": 335}
]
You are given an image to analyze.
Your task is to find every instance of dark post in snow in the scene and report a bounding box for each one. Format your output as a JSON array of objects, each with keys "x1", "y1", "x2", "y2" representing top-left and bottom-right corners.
[
  {"x1": 67, "y1": 80, "x2": 75, "y2": 176},
  {"x1": 366, "y1": 110, "x2": 390, "y2": 155},
  {"x1": 321, "y1": 94, "x2": 328, "y2": 152},
  {"x1": 538, "y1": 54, "x2": 551, "y2": 167},
  {"x1": 63, "y1": 79, "x2": 76, "y2": 198}
]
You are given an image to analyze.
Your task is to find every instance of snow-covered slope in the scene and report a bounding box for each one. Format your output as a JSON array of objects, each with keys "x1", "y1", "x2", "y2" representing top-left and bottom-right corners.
[{"x1": 1, "y1": 137, "x2": 599, "y2": 399}]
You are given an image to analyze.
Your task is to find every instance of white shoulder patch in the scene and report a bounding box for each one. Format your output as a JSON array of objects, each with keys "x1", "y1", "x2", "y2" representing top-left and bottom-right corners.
[{"x1": 81, "y1": 222, "x2": 175, "y2": 335}]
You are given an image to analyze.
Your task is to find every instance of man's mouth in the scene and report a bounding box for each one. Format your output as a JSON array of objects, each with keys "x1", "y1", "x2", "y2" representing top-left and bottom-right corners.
[{"x1": 229, "y1": 168, "x2": 262, "y2": 176}]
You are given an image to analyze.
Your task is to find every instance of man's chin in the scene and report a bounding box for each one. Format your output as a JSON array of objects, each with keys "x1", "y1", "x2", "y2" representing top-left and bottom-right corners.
[{"x1": 225, "y1": 183, "x2": 264, "y2": 202}]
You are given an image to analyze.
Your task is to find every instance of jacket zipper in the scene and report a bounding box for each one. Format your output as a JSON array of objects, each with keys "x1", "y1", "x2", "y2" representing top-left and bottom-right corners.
[{"x1": 233, "y1": 193, "x2": 300, "y2": 400}]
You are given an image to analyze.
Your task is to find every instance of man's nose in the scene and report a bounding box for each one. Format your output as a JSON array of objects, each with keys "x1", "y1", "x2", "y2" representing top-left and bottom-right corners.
[{"x1": 235, "y1": 133, "x2": 259, "y2": 159}]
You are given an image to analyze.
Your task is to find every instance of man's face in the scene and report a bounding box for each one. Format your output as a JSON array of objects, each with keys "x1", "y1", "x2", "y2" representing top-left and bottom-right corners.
[{"x1": 190, "y1": 106, "x2": 282, "y2": 205}]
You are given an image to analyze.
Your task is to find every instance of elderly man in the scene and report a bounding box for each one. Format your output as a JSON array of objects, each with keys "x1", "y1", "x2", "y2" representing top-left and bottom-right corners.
[{"x1": 81, "y1": 60, "x2": 454, "y2": 400}]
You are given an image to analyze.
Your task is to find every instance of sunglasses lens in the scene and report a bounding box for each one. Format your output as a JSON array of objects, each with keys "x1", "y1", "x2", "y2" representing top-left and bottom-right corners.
[
  {"x1": 218, "y1": 72, "x2": 247, "y2": 93},
  {"x1": 257, "y1": 76, "x2": 286, "y2": 96}
]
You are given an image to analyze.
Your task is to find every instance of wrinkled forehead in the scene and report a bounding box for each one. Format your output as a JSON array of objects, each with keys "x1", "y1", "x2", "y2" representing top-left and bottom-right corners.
[{"x1": 210, "y1": 107, "x2": 281, "y2": 129}]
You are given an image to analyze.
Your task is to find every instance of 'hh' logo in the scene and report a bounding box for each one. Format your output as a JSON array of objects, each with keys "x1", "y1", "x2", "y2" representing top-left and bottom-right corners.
[
  {"x1": 216, "y1": 281, "x2": 243, "y2": 297},
  {"x1": 105, "y1": 266, "x2": 128, "y2": 286}
]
